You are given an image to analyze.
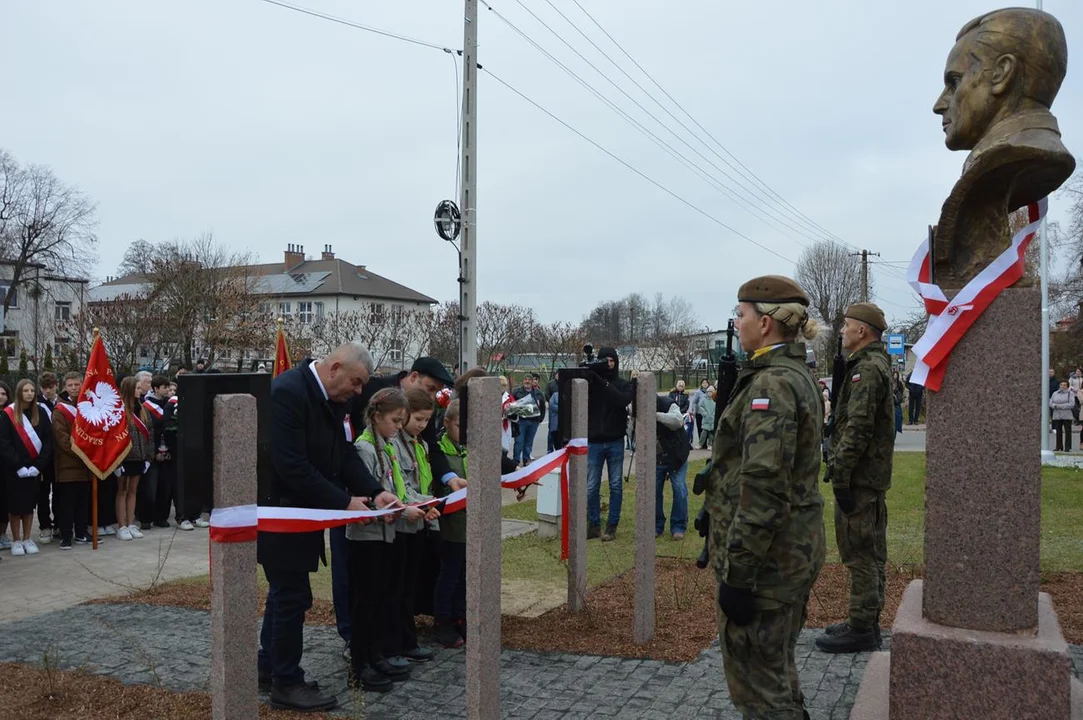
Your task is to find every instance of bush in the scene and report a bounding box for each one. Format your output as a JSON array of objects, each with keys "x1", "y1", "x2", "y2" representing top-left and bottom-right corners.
[
  {"x1": 18, "y1": 349, "x2": 28, "y2": 375},
  {"x1": 43, "y1": 345, "x2": 54, "y2": 372},
  {"x1": 0, "y1": 353, "x2": 8, "y2": 376}
]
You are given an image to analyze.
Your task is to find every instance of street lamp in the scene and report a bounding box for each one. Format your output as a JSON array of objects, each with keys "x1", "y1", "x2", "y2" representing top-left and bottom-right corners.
[{"x1": 434, "y1": 200, "x2": 465, "y2": 369}]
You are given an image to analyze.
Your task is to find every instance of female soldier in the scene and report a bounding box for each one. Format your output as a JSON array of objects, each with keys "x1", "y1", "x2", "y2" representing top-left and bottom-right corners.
[{"x1": 706, "y1": 275, "x2": 825, "y2": 720}]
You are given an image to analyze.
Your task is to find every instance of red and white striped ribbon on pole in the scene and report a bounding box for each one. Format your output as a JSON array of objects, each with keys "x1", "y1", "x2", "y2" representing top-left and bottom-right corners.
[
  {"x1": 208, "y1": 438, "x2": 590, "y2": 561},
  {"x1": 907, "y1": 198, "x2": 1047, "y2": 392}
]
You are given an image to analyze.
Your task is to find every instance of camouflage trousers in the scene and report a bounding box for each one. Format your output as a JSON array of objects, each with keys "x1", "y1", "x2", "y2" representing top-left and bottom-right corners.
[
  {"x1": 718, "y1": 595, "x2": 811, "y2": 719},
  {"x1": 835, "y1": 487, "x2": 888, "y2": 631}
]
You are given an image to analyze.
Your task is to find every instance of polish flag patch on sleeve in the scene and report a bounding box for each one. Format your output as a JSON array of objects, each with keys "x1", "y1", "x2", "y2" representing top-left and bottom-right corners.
[
  {"x1": 750, "y1": 398, "x2": 771, "y2": 411},
  {"x1": 851, "y1": 373, "x2": 862, "y2": 383}
]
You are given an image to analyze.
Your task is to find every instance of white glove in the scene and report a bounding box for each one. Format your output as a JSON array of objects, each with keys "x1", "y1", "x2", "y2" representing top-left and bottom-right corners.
[
  {"x1": 15, "y1": 467, "x2": 29, "y2": 478},
  {"x1": 26, "y1": 466, "x2": 39, "y2": 478},
  {"x1": 114, "y1": 467, "x2": 123, "y2": 478},
  {"x1": 144, "y1": 461, "x2": 150, "y2": 473}
]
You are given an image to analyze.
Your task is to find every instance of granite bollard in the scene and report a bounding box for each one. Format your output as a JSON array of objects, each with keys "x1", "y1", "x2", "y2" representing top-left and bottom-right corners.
[
  {"x1": 210, "y1": 394, "x2": 258, "y2": 720},
  {"x1": 567, "y1": 378, "x2": 588, "y2": 613},
  {"x1": 465, "y1": 376, "x2": 503, "y2": 720},
  {"x1": 633, "y1": 373, "x2": 657, "y2": 644}
]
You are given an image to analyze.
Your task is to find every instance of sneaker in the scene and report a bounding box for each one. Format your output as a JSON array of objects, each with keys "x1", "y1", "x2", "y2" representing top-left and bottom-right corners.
[
  {"x1": 179, "y1": 520, "x2": 195, "y2": 531},
  {"x1": 23, "y1": 539, "x2": 39, "y2": 554},
  {"x1": 601, "y1": 525, "x2": 617, "y2": 542},
  {"x1": 39, "y1": 528, "x2": 52, "y2": 544},
  {"x1": 11, "y1": 541, "x2": 25, "y2": 556},
  {"x1": 128, "y1": 525, "x2": 144, "y2": 539},
  {"x1": 382, "y1": 655, "x2": 411, "y2": 672},
  {"x1": 194, "y1": 517, "x2": 210, "y2": 528},
  {"x1": 100, "y1": 526, "x2": 116, "y2": 537},
  {"x1": 59, "y1": 538, "x2": 72, "y2": 550},
  {"x1": 434, "y1": 622, "x2": 464, "y2": 649},
  {"x1": 402, "y1": 646, "x2": 434, "y2": 663},
  {"x1": 117, "y1": 526, "x2": 133, "y2": 541},
  {"x1": 153, "y1": 520, "x2": 170, "y2": 529},
  {"x1": 73, "y1": 535, "x2": 92, "y2": 545},
  {"x1": 0, "y1": 535, "x2": 11, "y2": 550}
]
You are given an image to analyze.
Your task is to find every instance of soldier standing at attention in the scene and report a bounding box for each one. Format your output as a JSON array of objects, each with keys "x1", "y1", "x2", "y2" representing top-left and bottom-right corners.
[
  {"x1": 708, "y1": 275, "x2": 825, "y2": 720},
  {"x1": 815, "y1": 302, "x2": 894, "y2": 655}
]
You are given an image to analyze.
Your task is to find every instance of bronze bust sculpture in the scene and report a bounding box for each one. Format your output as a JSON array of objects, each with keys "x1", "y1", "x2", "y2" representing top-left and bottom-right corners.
[{"x1": 932, "y1": 7, "x2": 1074, "y2": 288}]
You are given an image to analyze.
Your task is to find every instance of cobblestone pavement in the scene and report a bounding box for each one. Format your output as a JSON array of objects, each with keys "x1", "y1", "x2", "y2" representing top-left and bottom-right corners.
[{"x1": 1, "y1": 604, "x2": 1080, "y2": 719}]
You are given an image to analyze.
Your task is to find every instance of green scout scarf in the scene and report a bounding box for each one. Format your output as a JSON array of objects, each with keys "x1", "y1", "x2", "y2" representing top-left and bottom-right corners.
[
  {"x1": 438, "y1": 433, "x2": 467, "y2": 477},
  {"x1": 411, "y1": 438, "x2": 433, "y2": 496},
  {"x1": 360, "y1": 428, "x2": 407, "y2": 501}
]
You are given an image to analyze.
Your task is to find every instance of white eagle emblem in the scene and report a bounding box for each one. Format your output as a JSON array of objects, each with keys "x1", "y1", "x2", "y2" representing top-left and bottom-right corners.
[{"x1": 78, "y1": 382, "x2": 125, "y2": 430}]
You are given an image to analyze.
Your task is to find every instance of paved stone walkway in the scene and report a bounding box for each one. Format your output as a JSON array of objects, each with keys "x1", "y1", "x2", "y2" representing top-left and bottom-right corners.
[{"x1": 1, "y1": 603, "x2": 1080, "y2": 719}]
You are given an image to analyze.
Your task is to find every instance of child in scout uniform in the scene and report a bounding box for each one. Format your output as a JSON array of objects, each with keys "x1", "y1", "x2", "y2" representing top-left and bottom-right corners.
[{"x1": 433, "y1": 398, "x2": 468, "y2": 648}]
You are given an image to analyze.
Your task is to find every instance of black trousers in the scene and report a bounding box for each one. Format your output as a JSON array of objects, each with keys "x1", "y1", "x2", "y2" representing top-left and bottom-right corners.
[
  {"x1": 136, "y1": 463, "x2": 158, "y2": 523},
  {"x1": 1054, "y1": 419, "x2": 1073, "y2": 451},
  {"x1": 153, "y1": 461, "x2": 177, "y2": 524},
  {"x1": 96, "y1": 476, "x2": 117, "y2": 528},
  {"x1": 53, "y1": 482, "x2": 90, "y2": 542},
  {"x1": 433, "y1": 540, "x2": 466, "y2": 621},
  {"x1": 413, "y1": 528, "x2": 441, "y2": 617},
  {"x1": 36, "y1": 469, "x2": 54, "y2": 530},
  {"x1": 350, "y1": 540, "x2": 393, "y2": 670},
  {"x1": 907, "y1": 393, "x2": 923, "y2": 424},
  {"x1": 385, "y1": 533, "x2": 422, "y2": 656},
  {"x1": 258, "y1": 565, "x2": 312, "y2": 688}
]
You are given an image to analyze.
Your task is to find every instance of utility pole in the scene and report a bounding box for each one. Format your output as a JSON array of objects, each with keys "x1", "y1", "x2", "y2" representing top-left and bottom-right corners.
[
  {"x1": 458, "y1": 0, "x2": 478, "y2": 373},
  {"x1": 850, "y1": 249, "x2": 880, "y2": 302}
]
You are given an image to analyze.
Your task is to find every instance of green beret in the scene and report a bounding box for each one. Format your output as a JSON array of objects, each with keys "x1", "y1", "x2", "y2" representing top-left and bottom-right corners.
[
  {"x1": 845, "y1": 302, "x2": 887, "y2": 333},
  {"x1": 738, "y1": 275, "x2": 810, "y2": 306}
]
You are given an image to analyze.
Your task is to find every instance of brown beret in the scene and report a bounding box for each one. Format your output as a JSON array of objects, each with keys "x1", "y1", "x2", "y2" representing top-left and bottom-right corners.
[
  {"x1": 845, "y1": 302, "x2": 887, "y2": 333},
  {"x1": 738, "y1": 275, "x2": 810, "y2": 306}
]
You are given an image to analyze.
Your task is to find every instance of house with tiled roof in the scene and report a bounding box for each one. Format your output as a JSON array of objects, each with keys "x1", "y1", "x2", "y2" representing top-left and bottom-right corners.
[{"x1": 89, "y1": 244, "x2": 438, "y2": 371}]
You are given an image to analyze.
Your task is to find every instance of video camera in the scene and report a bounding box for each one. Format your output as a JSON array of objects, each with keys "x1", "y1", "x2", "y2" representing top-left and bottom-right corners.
[
  {"x1": 556, "y1": 344, "x2": 637, "y2": 444},
  {"x1": 579, "y1": 343, "x2": 608, "y2": 370}
]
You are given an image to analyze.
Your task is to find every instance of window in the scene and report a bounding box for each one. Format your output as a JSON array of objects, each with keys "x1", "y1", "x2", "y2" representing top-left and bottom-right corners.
[
  {"x1": 54, "y1": 301, "x2": 71, "y2": 322},
  {"x1": 389, "y1": 349, "x2": 403, "y2": 362},
  {"x1": 0, "y1": 284, "x2": 18, "y2": 309},
  {"x1": 139, "y1": 346, "x2": 150, "y2": 358},
  {"x1": 297, "y1": 301, "x2": 313, "y2": 324},
  {"x1": 0, "y1": 334, "x2": 18, "y2": 358},
  {"x1": 369, "y1": 302, "x2": 385, "y2": 325},
  {"x1": 315, "y1": 301, "x2": 325, "y2": 321},
  {"x1": 391, "y1": 303, "x2": 405, "y2": 324},
  {"x1": 279, "y1": 301, "x2": 292, "y2": 316}
]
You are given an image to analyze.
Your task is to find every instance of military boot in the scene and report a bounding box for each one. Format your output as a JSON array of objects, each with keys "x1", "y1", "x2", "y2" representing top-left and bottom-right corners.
[
  {"x1": 814, "y1": 624, "x2": 879, "y2": 654},
  {"x1": 823, "y1": 621, "x2": 882, "y2": 647}
]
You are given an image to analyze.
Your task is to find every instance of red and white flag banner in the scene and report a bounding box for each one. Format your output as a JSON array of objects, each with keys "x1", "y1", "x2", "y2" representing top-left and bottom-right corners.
[
  {"x1": 210, "y1": 438, "x2": 591, "y2": 562},
  {"x1": 907, "y1": 198, "x2": 1047, "y2": 392}
]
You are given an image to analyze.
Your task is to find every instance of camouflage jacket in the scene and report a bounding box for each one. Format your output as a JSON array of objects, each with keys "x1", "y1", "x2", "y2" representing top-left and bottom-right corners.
[
  {"x1": 828, "y1": 341, "x2": 894, "y2": 491},
  {"x1": 706, "y1": 343, "x2": 826, "y2": 603}
]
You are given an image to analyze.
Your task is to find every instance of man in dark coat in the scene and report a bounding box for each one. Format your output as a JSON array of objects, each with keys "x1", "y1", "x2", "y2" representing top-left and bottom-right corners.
[{"x1": 257, "y1": 342, "x2": 401, "y2": 712}]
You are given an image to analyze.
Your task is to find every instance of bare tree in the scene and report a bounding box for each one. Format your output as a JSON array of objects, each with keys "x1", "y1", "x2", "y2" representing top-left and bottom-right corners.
[
  {"x1": 795, "y1": 240, "x2": 865, "y2": 359},
  {"x1": 70, "y1": 292, "x2": 155, "y2": 374},
  {"x1": 0, "y1": 150, "x2": 97, "y2": 333},
  {"x1": 476, "y1": 301, "x2": 535, "y2": 371},
  {"x1": 531, "y1": 320, "x2": 585, "y2": 375},
  {"x1": 117, "y1": 239, "x2": 157, "y2": 278}
]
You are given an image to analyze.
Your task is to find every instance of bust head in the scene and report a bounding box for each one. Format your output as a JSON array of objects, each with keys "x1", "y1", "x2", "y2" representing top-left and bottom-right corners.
[{"x1": 933, "y1": 8, "x2": 1067, "y2": 151}]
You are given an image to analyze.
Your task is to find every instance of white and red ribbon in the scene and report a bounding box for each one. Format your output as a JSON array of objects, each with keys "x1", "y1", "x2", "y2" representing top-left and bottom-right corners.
[
  {"x1": 208, "y1": 437, "x2": 591, "y2": 562},
  {"x1": 5, "y1": 405, "x2": 41, "y2": 460},
  {"x1": 908, "y1": 198, "x2": 1047, "y2": 391}
]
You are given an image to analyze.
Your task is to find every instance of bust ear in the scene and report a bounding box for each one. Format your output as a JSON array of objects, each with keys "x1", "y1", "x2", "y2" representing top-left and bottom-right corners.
[{"x1": 989, "y1": 53, "x2": 1018, "y2": 96}]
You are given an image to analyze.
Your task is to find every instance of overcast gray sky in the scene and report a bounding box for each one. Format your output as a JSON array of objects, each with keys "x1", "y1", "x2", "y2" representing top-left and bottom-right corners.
[{"x1": 2, "y1": 0, "x2": 1081, "y2": 328}]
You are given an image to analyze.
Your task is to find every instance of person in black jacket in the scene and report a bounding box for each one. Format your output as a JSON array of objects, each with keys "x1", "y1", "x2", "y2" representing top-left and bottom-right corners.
[
  {"x1": 655, "y1": 395, "x2": 691, "y2": 539},
  {"x1": 257, "y1": 343, "x2": 401, "y2": 713},
  {"x1": 1, "y1": 379, "x2": 53, "y2": 556},
  {"x1": 585, "y1": 347, "x2": 635, "y2": 541}
]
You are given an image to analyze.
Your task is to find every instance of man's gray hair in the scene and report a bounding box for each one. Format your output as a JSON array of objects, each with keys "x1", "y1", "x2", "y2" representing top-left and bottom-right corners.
[
  {"x1": 135, "y1": 370, "x2": 153, "y2": 383},
  {"x1": 331, "y1": 342, "x2": 375, "y2": 374}
]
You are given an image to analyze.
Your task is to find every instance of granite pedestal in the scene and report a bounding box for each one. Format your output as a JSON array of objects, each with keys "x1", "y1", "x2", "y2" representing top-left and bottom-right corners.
[
  {"x1": 633, "y1": 374, "x2": 657, "y2": 644},
  {"x1": 567, "y1": 378, "x2": 588, "y2": 613}
]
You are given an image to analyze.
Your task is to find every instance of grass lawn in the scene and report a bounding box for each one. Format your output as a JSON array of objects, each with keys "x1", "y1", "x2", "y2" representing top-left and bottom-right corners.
[{"x1": 500, "y1": 453, "x2": 1083, "y2": 591}]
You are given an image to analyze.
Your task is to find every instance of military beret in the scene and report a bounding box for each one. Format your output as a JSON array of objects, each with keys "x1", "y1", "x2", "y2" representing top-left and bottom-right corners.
[
  {"x1": 737, "y1": 275, "x2": 810, "y2": 307},
  {"x1": 845, "y1": 302, "x2": 887, "y2": 333}
]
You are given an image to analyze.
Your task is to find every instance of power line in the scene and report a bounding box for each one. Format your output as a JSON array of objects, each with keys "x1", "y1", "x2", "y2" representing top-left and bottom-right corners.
[
  {"x1": 568, "y1": 0, "x2": 850, "y2": 248},
  {"x1": 255, "y1": 0, "x2": 453, "y2": 52},
  {"x1": 481, "y1": 1, "x2": 825, "y2": 248},
  {"x1": 481, "y1": 67, "x2": 794, "y2": 265}
]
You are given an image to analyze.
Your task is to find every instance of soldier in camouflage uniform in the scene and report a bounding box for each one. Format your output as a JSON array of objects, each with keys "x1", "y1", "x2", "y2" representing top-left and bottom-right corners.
[
  {"x1": 707, "y1": 275, "x2": 826, "y2": 720},
  {"x1": 815, "y1": 302, "x2": 895, "y2": 655}
]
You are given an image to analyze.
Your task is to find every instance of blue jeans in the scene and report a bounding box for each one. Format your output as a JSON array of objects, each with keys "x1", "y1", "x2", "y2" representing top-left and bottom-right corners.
[
  {"x1": 655, "y1": 462, "x2": 689, "y2": 536},
  {"x1": 330, "y1": 525, "x2": 350, "y2": 643},
  {"x1": 258, "y1": 566, "x2": 313, "y2": 688},
  {"x1": 587, "y1": 440, "x2": 624, "y2": 528},
  {"x1": 514, "y1": 419, "x2": 541, "y2": 464}
]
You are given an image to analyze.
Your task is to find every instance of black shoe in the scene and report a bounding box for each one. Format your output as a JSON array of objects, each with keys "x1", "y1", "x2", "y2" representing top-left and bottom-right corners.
[
  {"x1": 153, "y1": 520, "x2": 171, "y2": 528},
  {"x1": 372, "y1": 658, "x2": 411, "y2": 679},
  {"x1": 73, "y1": 535, "x2": 91, "y2": 545},
  {"x1": 455, "y1": 618, "x2": 467, "y2": 641},
  {"x1": 402, "y1": 646, "x2": 435, "y2": 663},
  {"x1": 268, "y1": 682, "x2": 338, "y2": 712},
  {"x1": 824, "y1": 621, "x2": 882, "y2": 645},
  {"x1": 435, "y1": 621, "x2": 464, "y2": 648},
  {"x1": 59, "y1": 538, "x2": 73, "y2": 550},
  {"x1": 348, "y1": 664, "x2": 393, "y2": 693},
  {"x1": 601, "y1": 524, "x2": 617, "y2": 542},
  {"x1": 259, "y1": 672, "x2": 318, "y2": 692},
  {"x1": 815, "y1": 626, "x2": 879, "y2": 654},
  {"x1": 140, "y1": 522, "x2": 153, "y2": 531},
  {"x1": 587, "y1": 525, "x2": 601, "y2": 540}
]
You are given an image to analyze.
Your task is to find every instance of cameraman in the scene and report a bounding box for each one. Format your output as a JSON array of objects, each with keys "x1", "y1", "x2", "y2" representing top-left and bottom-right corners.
[{"x1": 584, "y1": 347, "x2": 634, "y2": 542}]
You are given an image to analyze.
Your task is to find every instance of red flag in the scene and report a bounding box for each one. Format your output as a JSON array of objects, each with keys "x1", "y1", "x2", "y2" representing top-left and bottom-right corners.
[
  {"x1": 71, "y1": 335, "x2": 131, "y2": 479},
  {"x1": 273, "y1": 327, "x2": 292, "y2": 377}
]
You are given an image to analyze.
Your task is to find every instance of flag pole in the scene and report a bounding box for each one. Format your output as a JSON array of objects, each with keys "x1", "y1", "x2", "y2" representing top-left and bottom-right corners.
[
  {"x1": 91, "y1": 326, "x2": 100, "y2": 550},
  {"x1": 275, "y1": 316, "x2": 284, "y2": 376}
]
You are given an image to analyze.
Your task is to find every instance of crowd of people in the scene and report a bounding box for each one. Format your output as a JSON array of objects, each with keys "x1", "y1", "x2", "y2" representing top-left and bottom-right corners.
[{"x1": 0, "y1": 369, "x2": 203, "y2": 558}]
